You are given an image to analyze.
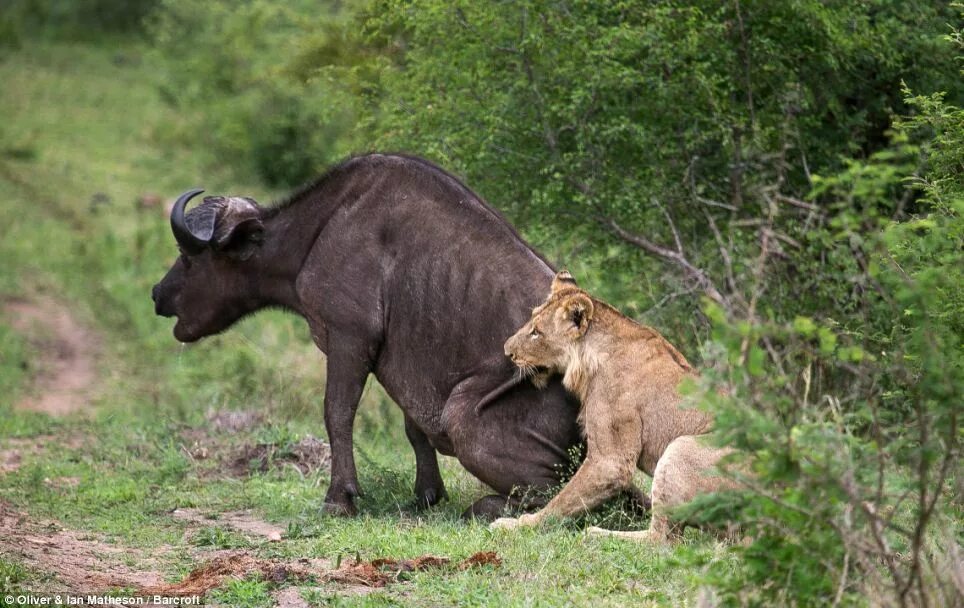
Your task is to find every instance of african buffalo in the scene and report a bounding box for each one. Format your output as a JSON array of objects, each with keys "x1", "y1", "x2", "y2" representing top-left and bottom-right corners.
[{"x1": 152, "y1": 154, "x2": 583, "y2": 517}]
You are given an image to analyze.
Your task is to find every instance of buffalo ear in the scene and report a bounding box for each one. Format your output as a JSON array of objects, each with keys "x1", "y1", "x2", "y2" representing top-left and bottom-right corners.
[
  {"x1": 551, "y1": 269, "x2": 578, "y2": 294},
  {"x1": 216, "y1": 217, "x2": 264, "y2": 261},
  {"x1": 561, "y1": 293, "x2": 594, "y2": 338}
]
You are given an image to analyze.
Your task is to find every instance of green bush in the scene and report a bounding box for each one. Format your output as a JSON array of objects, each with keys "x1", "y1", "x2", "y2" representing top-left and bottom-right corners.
[
  {"x1": 0, "y1": 0, "x2": 156, "y2": 42},
  {"x1": 148, "y1": 0, "x2": 361, "y2": 187},
  {"x1": 686, "y1": 79, "x2": 964, "y2": 607},
  {"x1": 355, "y1": 0, "x2": 961, "y2": 337}
]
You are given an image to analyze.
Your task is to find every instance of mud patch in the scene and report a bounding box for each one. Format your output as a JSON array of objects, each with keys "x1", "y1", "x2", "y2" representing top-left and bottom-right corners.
[
  {"x1": 227, "y1": 435, "x2": 331, "y2": 477},
  {"x1": 0, "y1": 501, "x2": 167, "y2": 591},
  {"x1": 2, "y1": 296, "x2": 100, "y2": 415},
  {"x1": 172, "y1": 508, "x2": 285, "y2": 541}
]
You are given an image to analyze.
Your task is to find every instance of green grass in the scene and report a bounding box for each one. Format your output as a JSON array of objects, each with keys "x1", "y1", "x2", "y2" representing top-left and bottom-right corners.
[{"x1": 0, "y1": 40, "x2": 735, "y2": 606}]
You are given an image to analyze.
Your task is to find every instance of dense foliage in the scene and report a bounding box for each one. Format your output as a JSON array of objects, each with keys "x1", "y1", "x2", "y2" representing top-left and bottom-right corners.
[
  {"x1": 0, "y1": 0, "x2": 156, "y2": 44},
  {"x1": 145, "y1": 0, "x2": 369, "y2": 187}
]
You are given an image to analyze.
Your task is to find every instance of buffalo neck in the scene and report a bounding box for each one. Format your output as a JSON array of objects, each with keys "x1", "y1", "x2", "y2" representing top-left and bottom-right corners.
[{"x1": 249, "y1": 201, "x2": 333, "y2": 316}]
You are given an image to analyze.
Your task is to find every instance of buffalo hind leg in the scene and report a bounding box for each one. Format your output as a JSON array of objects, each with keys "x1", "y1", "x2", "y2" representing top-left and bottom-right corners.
[
  {"x1": 322, "y1": 343, "x2": 372, "y2": 516},
  {"x1": 404, "y1": 414, "x2": 448, "y2": 509},
  {"x1": 463, "y1": 495, "x2": 511, "y2": 521}
]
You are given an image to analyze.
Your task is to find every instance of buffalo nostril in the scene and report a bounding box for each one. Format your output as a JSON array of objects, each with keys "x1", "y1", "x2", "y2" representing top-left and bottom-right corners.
[{"x1": 151, "y1": 285, "x2": 159, "y2": 302}]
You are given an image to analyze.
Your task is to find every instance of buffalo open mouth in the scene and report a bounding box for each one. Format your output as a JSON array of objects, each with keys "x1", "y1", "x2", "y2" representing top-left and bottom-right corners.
[{"x1": 172, "y1": 319, "x2": 203, "y2": 343}]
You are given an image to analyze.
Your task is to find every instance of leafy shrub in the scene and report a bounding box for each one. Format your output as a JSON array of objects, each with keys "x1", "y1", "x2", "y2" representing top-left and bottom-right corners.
[
  {"x1": 148, "y1": 0, "x2": 360, "y2": 187},
  {"x1": 356, "y1": 0, "x2": 962, "y2": 341},
  {"x1": 0, "y1": 0, "x2": 156, "y2": 41},
  {"x1": 686, "y1": 78, "x2": 964, "y2": 607}
]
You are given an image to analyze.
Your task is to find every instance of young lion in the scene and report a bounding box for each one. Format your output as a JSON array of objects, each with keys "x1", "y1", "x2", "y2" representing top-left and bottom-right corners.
[{"x1": 491, "y1": 271, "x2": 733, "y2": 543}]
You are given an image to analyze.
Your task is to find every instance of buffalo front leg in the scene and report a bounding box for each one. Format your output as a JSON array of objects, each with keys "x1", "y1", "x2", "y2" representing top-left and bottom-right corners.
[
  {"x1": 404, "y1": 414, "x2": 447, "y2": 509},
  {"x1": 322, "y1": 347, "x2": 371, "y2": 516}
]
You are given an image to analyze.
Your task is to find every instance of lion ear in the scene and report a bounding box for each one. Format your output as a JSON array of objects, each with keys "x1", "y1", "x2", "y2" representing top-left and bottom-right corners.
[
  {"x1": 561, "y1": 293, "x2": 594, "y2": 337},
  {"x1": 551, "y1": 269, "x2": 578, "y2": 294}
]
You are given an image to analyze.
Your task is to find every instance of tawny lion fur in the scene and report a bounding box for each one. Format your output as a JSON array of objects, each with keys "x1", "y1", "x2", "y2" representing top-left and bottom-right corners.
[{"x1": 492, "y1": 271, "x2": 734, "y2": 543}]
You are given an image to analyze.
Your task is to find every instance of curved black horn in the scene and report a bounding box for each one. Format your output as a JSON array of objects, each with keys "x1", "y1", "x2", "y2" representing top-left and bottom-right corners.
[{"x1": 170, "y1": 188, "x2": 207, "y2": 255}]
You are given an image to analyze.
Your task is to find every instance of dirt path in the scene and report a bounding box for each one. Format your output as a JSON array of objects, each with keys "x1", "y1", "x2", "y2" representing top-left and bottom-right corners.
[
  {"x1": 3, "y1": 295, "x2": 100, "y2": 415},
  {"x1": 0, "y1": 501, "x2": 168, "y2": 591},
  {"x1": 0, "y1": 500, "x2": 497, "y2": 600}
]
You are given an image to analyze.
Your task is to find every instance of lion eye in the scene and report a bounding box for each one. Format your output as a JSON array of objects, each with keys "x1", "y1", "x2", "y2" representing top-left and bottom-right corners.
[{"x1": 529, "y1": 328, "x2": 541, "y2": 340}]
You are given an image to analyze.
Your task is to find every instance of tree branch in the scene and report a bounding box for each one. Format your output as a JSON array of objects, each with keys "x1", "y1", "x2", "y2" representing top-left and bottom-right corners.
[{"x1": 602, "y1": 216, "x2": 728, "y2": 308}]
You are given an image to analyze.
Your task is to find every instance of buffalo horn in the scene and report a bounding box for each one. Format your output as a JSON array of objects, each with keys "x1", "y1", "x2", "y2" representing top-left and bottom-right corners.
[{"x1": 170, "y1": 188, "x2": 207, "y2": 255}]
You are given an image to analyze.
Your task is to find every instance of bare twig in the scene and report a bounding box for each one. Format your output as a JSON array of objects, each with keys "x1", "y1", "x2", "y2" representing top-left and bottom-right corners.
[{"x1": 602, "y1": 217, "x2": 728, "y2": 308}]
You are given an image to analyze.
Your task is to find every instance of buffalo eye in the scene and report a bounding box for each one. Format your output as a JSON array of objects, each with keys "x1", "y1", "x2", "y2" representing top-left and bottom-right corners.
[{"x1": 179, "y1": 253, "x2": 192, "y2": 269}]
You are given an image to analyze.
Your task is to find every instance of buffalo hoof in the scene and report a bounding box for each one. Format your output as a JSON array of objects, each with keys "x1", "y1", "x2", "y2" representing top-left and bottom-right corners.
[
  {"x1": 324, "y1": 482, "x2": 360, "y2": 516},
  {"x1": 411, "y1": 486, "x2": 448, "y2": 511},
  {"x1": 461, "y1": 494, "x2": 513, "y2": 522},
  {"x1": 323, "y1": 500, "x2": 357, "y2": 516}
]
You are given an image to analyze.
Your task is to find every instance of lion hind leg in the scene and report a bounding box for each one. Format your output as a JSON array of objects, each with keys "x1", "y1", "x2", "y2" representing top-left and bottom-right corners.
[{"x1": 647, "y1": 434, "x2": 733, "y2": 542}]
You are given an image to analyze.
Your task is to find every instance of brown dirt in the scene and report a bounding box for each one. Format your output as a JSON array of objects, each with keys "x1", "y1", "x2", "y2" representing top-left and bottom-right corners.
[
  {"x1": 325, "y1": 552, "x2": 503, "y2": 588},
  {"x1": 140, "y1": 551, "x2": 309, "y2": 597},
  {"x1": 226, "y1": 435, "x2": 331, "y2": 477},
  {"x1": 206, "y1": 409, "x2": 264, "y2": 433},
  {"x1": 0, "y1": 434, "x2": 86, "y2": 475},
  {"x1": 0, "y1": 501, "x2": 168, "y2": 592},
  {"x1": 457, "y1": 551, "x2": 503, "y2": 570},
  {"x1": 0, "y1": 499, "x2": 501, "y2": 598},
  {"x1": 272, "y1": 586, "x2": 313, "y2": 607},
  {"x1": 3, "y1": 295, "x2": 100, "y2": 415},
  {"x1": 179, "y1": 414, "x2": 330, "y2": 481},
  {"x1": 0, "y1": 448, "x2": 21, "y2": 473},
  {"x1": 172, "y1": 508, "x2": 285, "y2": 541}
]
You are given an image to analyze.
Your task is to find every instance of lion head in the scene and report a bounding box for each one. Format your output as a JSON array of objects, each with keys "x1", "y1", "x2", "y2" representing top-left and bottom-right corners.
[{"x1": 504, "y1": 270, "x2": 595, "y2": 386}]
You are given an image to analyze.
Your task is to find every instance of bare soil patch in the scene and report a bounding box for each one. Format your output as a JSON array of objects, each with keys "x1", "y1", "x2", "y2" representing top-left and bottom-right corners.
[
  {"x1": 179, "y1": 412, "x2": 331, "y2": 481},
  {"x1": 326, "y1": 552, "x2": 503, "y2": 588},
  {"x1": 0, "y1": 434, "x2": 86, "y2": 475},
  {"x1": 3, "y1": 295, "x2": 100, "y2": 415},
  {"x1": 0, "y1": 500, "x2": 502, "y2": 600},
  {"x1": 0, "y1": 501, "x2": 167, "y2": 591},
  {"x1": 226, "y1": 435, "x2": 331, "y2": 477},
  {"x1": 140, "y1": 551, "x2": 311, "y2": 597},
  {"x1": 172, "y1": 508, "x2": 285, "y2": 541},
  {"x1": 272, "y1": 587, "x2": 313, "y2": 608},
  {"x1": 206, "y1": 409, "x2": 264, "y2": 433}
]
